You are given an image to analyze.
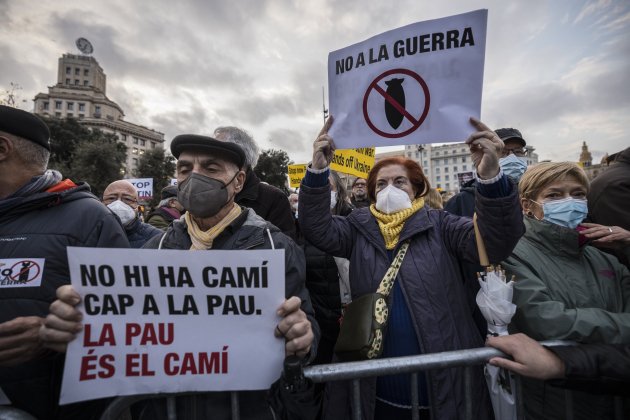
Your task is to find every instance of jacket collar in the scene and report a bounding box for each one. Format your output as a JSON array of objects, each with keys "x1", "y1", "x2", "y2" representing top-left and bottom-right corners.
[
  {"x1": 235, "y1": 169, "x2": 259, "y2": 202},
  {"x1": 522, "y1": 216, "x2": 583, "y2": 258}
]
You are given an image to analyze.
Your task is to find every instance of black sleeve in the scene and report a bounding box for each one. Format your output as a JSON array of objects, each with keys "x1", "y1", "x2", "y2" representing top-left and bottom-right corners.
[{"x1": 547, "y1": 344, "x2": 630, "y2": 396}]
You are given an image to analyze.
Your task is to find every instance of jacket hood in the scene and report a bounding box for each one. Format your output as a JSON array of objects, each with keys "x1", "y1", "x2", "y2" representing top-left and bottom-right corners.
[{"x1": 0, "y1": 182, "x2": 96, "y2": 223}]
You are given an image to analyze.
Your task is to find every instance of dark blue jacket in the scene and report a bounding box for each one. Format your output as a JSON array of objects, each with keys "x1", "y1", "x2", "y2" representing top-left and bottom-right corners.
[
  {"x1": 299, "y1": 180, "x2": 524, "y2": 420},
  {"x1": 125, "y1": 217, "x2": 162, "y2": 248}
]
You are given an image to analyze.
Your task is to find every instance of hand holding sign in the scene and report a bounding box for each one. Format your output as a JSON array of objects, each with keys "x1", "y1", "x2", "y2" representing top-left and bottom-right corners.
[
  {"x1": 275, "y1": 297, "x2": 313, "y2": 359},
  {"x1": 312, "y1": 116, "x2": 336, "y2": 170},
  {"x1": 40, "y1": 285, "x2": 83, "y2": 353},
  {"x1": 465, "y1": 118, "x2": 504, "y2": 180},
  {"x1": 0, "y1": 316, "x2": 45, "y2": 366}
]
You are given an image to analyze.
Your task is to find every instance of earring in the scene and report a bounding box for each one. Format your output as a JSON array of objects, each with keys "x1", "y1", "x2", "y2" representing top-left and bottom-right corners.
[{"x1": 526, "y1": 210, "x2": 533, "y2": 216}]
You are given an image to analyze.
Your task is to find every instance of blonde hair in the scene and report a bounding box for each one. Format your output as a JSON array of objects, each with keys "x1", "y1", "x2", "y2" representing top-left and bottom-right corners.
[
  {"x1": 425, "y1": 188, "x2": 443, "y2": 209},
  {"x1": 519, "y1": 162, "x2": 589, "y2": 201}
]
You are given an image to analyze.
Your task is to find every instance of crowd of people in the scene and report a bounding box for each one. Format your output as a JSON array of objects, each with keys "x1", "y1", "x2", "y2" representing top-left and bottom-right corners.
[{"x1": 0, "y1": 103, "x2": 629, "y2": 419}]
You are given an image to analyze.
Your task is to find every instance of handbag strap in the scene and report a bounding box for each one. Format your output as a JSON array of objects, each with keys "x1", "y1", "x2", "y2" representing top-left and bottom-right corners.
[{"x1": 376, "y1": 240, "x2": 410, "y2": 296}]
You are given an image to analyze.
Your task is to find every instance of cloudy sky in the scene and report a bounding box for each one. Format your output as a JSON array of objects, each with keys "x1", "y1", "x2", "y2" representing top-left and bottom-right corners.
[{"x1": 1, "y1": 0, "x2": 628, "y2": 164}]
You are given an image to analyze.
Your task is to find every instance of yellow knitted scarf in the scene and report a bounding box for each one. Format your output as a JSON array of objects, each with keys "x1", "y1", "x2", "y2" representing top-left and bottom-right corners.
[
  {"x1": 370, "y1": 197, "x2": 425, "y2": 250},
  {"x1": 184, "y1": 203, "x2": 242, "y2": 250}
]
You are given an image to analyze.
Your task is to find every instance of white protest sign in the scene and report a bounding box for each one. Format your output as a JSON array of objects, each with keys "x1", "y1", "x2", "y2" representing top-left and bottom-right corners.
[
  {"x1": 61, "y1": 247, "x2": 285, "y2": 404},
  {"x1": 170, "y1": 178, "x2": 178, "y2": 186},
  {"x1": 328, "y1": 9, "x2": 487, "y2": 148},
  {"x1": 128, "y1": 178, "x2": 153, "y2": 201}
]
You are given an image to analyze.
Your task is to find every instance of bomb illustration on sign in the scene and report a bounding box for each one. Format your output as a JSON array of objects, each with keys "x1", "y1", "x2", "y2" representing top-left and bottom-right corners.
[
  {"x1": 363, "y1": 69, "x2": 430, "y2": 139},
  {"x1": 384, "y1": 78, "x2": 405, "y2": 129}
]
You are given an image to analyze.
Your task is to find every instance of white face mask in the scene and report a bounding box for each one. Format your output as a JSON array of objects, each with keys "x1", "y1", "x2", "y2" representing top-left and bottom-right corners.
[
  {"x1": 107, "y1": 200, "x2": 136, "y2": 226},
  {"x1": 330, "y1": 191, "x2": 338, "y2": 209},
  {"x1": 375, "y1": 184, "x2": 412, "y2": 214}
]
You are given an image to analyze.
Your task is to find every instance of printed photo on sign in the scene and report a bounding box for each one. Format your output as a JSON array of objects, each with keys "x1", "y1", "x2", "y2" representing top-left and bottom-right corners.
[
  {"x1": 0, "y1": 258, "x2": 45, "y2": 288},
  {"x1": 328, "y1": 9, "x2": 487, "y2": 148},
  {"x1": 60, "y1": 247, "x2": 285, "y2": 405}
]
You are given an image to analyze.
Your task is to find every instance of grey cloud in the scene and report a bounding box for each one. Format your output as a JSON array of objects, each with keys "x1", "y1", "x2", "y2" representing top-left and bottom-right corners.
[
  {"x1": 267, "y1": 128, "x2": 308, "y2": 154},
  {"x1": 218, "y1": 93, "x2": 300, "y2": 125}
]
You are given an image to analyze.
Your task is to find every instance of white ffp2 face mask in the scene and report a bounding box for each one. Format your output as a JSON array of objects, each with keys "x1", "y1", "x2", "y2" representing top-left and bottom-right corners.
[
  {"x1": 107, "y1": 200, "x2": 136, "y2": 226},
  {"x1": 375, "y1": 185, "x2": 412, "y2": 214}
]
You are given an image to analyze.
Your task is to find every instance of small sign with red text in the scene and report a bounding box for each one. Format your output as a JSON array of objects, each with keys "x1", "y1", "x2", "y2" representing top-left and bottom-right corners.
[{"x1": 60, "y1": 247, "x2": 285, "y2": 404}]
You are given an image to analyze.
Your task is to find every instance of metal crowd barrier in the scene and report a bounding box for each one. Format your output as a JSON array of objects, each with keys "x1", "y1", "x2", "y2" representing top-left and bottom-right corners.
[{"x1": 99, "y1": 340, "x2": 625, "y2": 420}]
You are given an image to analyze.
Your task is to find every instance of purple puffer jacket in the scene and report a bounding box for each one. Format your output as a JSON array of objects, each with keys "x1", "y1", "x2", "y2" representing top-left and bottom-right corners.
[{"x1": 299, "y1": 181, "x2": 525, "y2": 420}]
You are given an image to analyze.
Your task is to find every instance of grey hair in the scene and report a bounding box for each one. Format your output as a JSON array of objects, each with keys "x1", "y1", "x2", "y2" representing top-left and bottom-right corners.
[
  {"x1": 158, "y1": 198, "x2": 175, "y2": 208},
  {"x1": 2, "y1": 131, "x2": 50, "y2": 171},
  {"x1": 214, "y1": 126, "x2": 260, "y2": 169}
]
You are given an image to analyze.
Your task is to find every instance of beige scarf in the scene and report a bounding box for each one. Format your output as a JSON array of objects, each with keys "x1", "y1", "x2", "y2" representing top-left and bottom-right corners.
[
  {"x1": 184, "y1": 204, "x2": 242, "y2": 250},
  {"x1": 370, "y1": 197, "x2": 425, "y2": 250}
]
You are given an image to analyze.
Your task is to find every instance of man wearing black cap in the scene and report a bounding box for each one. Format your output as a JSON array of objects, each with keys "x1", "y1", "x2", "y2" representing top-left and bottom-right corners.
[
  {"x1": 0, "y1": 105, "x2": 129, "y2": 419},
  {"x1": 40, "y1": 133, "x2": 319, "y2": 420},
  {"x1": 145, "y1": 185, "x2": 185, "y2": 230}
]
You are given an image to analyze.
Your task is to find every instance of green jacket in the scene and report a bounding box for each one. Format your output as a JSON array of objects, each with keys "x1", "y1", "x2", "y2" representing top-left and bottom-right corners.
[{"x1": 503, "y1": 217, "x2": 630, "y2": 420}]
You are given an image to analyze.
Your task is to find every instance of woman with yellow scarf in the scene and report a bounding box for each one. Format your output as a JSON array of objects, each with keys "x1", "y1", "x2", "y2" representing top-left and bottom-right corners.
[{"x1": 299, "y1": 117, "x2": 525, "y2": 420}]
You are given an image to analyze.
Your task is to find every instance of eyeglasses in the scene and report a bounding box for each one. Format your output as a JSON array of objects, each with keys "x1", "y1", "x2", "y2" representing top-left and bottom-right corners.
[
  {"x1": 353, "y1": 183, "x2": 367, "y2": 189},
  {"x1": 103, "y1": 195, "x2": 138, "y2": 206},
  {"x1": 501, "y1": 147, "x2": 527, "y2": 157}
]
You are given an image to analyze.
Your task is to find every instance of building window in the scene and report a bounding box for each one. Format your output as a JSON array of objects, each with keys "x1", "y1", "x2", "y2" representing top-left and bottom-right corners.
[
  {"x1": 132, "y1": 158, "x2": 138, "y2": 165},
  {"x1": 437, "y1": 184, "x2": 441, "y2": 189},
  {"x1": 463, "y1": 165, "x2": 467, "y2": 171},
  {"x1": 66, "y1": 67, "x2": 71, "y2": 74},
  {"x1": 445, "y1": 167, "x2": 449, "y2": 173},
  {"x1": 452, "y1": 158, "x2": 456, "y2": 163},
  {"x1": 132, "y1": 148, "x2": 138, "y2": 154},
  {"x1": 415, "y1": 151, "x2": 419, "y2": 158},
  {"x1": 67, "y1": 113, "x2": 73, "y2": 118},
  {"x1": 140, "y1": 139, "x2": 146, "y2": 146},
  {"x1": 84, "y1": 80, "x2": 89, "y2": 86},
  {"x1": 435, "y1": 151, "x2": 440, "y2": 156},
  {"x1": 453, "y1": 166, "x2": 458, "y2": 172},
  {"x1": 133, "y1": 137, "x2": 139, "y2": 144},
  {"x1": 74, "y1": 79, "x2": 80, "y2": 85},
  {"x1": 78, "y1": 103, "x2": 85, "y2": 112},
  {"x1": 443, "y1": 158, "x2": 447, "y2": 164},
  {"x1": 84, "y1": 69, "x2": 89, "y2": 76},
  {"x1": 462, "y1": 157, "x2": 466, "y2": 162},
  {"x1": 43, "y1": 102, "x2": 49, "y2": 110},
  {"x1": 75, "y1": 68, "x2": 80, "y2": 75},
  {"x1": 95, "y1": 105, "x2": 101, "y2": 114},
  {"x1": 435, "y1": 167, "x2": 440, "y2": 174},
  {"x1": 436, "y1": 176, "x2": 441, "y2": 181},
  {"x1": 121, "y1": 134, "x2": 127, "y2": 142},
  {"x1": 55, "y1": 101, "x2": 62, "y2": 110},
  {"x1": 67, "y1": 102, "x2": 74, "y2": 111},
  {"x1": 139, "y1": 149, "x2": 145, "y2": 155},
  {"x1": 151, "y1": 142, "x2": 156, "y2": 149},
  {"x1": 65, "y1": 78, "x2": 71, "y2": 84},
  {"x1": 446, "y1": 183, "x2": 450, "y2": 189},
  {"x1": 445, "y1": 175, "x2": 450, "y2": 181},
  {"x1": 78, "y1": 114, "x2": 84, "y2": 119},
  {"x1": 423, "y1": 160, "x2": 428, "y2": 167},
  {"x1": 55, "y1": 112, "x2": 61, "y2": 117},
  {"x1": 452, "y1": 150, "x2": 456, "y2": 154}
]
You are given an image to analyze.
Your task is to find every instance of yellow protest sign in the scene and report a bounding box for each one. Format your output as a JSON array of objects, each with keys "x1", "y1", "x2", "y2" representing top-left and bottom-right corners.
[
  {"x1": 330, "y1": 147, "x2": 375, "y2": 178},
  {"x1": 288, "y1": 164, "x2": 307, "y2": 188}
]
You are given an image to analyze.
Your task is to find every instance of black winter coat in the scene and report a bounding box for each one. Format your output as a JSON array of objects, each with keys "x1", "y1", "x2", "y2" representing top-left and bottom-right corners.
[
  {"x1": 236, "y1": 170, "x2": 296, "y2": 240},
  {"x1": 141, "y1": 208, "x2": 319, "y2": 420},
  {"x1": 0, "y1": 182, "x2": 129, "y2": 420}
]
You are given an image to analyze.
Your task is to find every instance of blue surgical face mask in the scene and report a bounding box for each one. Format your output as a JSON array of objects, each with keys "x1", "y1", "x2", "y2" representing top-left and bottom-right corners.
[
  {"x1": 499, "y1": 154, "x2": 527, "y2": 182},
  {"x1": 535, "y1": 197, "x2": 588, "y2": 229}
]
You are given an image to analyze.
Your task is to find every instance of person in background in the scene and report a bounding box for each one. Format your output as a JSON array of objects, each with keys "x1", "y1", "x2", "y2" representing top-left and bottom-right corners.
[
  {"x1": 584, "y1": 146, "x2": 630, "y2": 268},
  {"x1": 486, "y1": 333, "x2": 630, "y2": 397},
  {"x1": 300, "y1": 116, "x2": 524, "y2": 420},
  {"x1": 145, "y1": 185, "x2": 184, "y2": 230},
  {"x1": 214, "y1": 126, "x2": 296, "y2": 239},
  {"x1": 444, "y1": 126, "x2": 527, "y2": 216},
  {"x1": 103, "y1": 180, "x2": 162, "y2": 248},
  {"x1": 350, "y1": 177, "x2": 370, "y2": 208},
  {"x1": 39, "y1": 133, "x2": 318, "y2": 420},
  {"x1": 0, "y1": 105, "x2": 129, "y2": 420},
  {"x1": 424, "y1": 188, "x2": 443, "y2": 209},
  {"x1": 289, "y1": 192, "x2": 299, "y2": 216},
  {"x1": 503, "y1": 161, "x2": 630, "y2": 420},
  {"x1": 289, "y1": 192, "x2": 303, "y2": 245},
  {"x1": 304, "y1": 170, "x2": 353, "y2": 367}
]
